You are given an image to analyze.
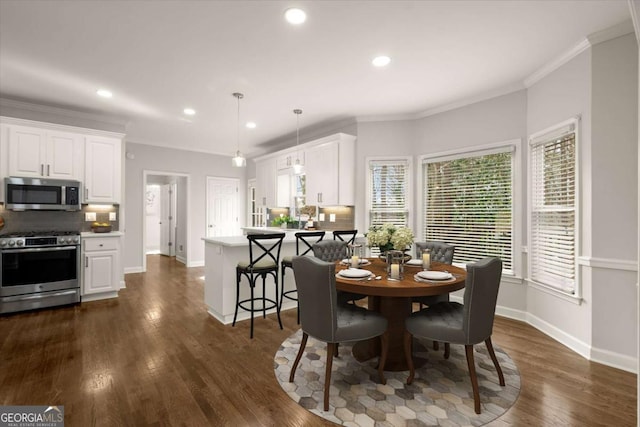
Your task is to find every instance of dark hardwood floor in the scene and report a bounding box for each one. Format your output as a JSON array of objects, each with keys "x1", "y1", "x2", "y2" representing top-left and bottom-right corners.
[{"x1": 0, "y1": 255, "x2": 636, "y2": 426}]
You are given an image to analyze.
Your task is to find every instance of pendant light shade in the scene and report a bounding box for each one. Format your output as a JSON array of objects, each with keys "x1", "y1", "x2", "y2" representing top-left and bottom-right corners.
[
  {"x1": 231, "y1": 92, "x2": 246, "y2": 168},
  {"x1": 293, "y1": 109, "x2": 303, "y2": 174}
]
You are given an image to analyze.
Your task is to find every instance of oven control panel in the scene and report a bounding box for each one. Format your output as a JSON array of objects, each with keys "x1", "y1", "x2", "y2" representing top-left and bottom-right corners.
[{"x1": 0, "y1": 235, "x2": 80, "y2": 248}]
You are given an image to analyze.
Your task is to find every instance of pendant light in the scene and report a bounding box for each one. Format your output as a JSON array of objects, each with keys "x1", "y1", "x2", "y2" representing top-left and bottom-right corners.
[
  {"x1": 231, "y1": 92, "x2": 246, "y2": 167},
  {"x1": 292, "y1": 109, "x2": 303, "y2": 174}
]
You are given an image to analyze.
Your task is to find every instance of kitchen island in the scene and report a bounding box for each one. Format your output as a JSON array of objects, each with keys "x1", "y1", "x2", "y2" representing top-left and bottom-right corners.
[{"x1": 202, "y1": 230, "x2": 365, "y2": 324}]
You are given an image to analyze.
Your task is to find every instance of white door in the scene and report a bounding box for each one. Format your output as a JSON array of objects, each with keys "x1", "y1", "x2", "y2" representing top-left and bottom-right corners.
[
  {"x1": 206, "y1": 177, "x2": 240, "y2": 237},
  {"x1": 159, "y1": 184, "x2": 173, "y2": 256}
]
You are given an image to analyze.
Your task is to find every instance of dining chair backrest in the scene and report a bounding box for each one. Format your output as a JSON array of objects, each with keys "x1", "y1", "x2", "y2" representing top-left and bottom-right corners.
[
  {"x1": 415, "y1": 241, "x2": 455, "y2": 264},
  {"x1": 295, "y1": 231, "x2": 325, "y2": 256},
  {"x1": 312, "y1": 240, "x2": 347, "y2": 262},
  {"x1": 246, "y1": 233, "x2": 286, "y2": 269},
  {"x1": 333, "y1": 230, "x2": 358, "y2": 245},
  {"x1": 291, "y1": 256, "x2": 338, "y2": 342},
  {"x1": 462, "y1": 257, "x2": 503, "y2": 344}
]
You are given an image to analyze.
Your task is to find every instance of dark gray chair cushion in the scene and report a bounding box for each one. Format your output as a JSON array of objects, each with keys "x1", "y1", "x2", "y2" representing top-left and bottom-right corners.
[
  {"x1": 415, "y1": 241, "x2": 455, "y2": 264},
  {"x1": 312, "y1": 240, "x2": 347, "y2": 262}
]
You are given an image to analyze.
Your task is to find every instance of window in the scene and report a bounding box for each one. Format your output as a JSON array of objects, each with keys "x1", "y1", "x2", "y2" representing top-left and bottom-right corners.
[
  {"x1": 368, "y1": 159, "x2": 410, "y2": 254},
  {"x1": 422, "y1": 146, "x2": 514, "y2": 273},
  {"x1": 529, "y1": 120, "x2": 577, "y2": 294},
  {"x1": 247, "y1": 180, "x2": 265, "y2": 227}
]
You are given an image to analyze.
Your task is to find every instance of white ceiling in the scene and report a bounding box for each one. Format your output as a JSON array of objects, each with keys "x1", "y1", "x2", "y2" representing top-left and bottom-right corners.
[{"x1": 0, "y1": 1, "x2": 631, "y2": 157}]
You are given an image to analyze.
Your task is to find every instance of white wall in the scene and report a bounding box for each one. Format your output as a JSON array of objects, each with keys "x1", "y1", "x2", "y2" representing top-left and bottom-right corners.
[
  {"x1": 527, "y1": 48, "x2": 594, "y2": 353},
  {"x1": 124, "y1": 142, "x2": 245, "y2": 271},
  {"x1": 590, "y1": 33, "x2": 638, "y2": 362}
]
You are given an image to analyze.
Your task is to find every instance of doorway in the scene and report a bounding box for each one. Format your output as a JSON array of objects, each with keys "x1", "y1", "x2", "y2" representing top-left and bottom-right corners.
[
  {"x1": 206, "y1": 176, "x2": 241, "y2": 237},
  {"x1": 142, "y1": 171, "x2": 190, "y2": 273}
]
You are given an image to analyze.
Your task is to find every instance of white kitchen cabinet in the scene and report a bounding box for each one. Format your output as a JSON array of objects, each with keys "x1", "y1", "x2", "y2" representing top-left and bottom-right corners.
[
  {"x1": 6, "y1": 125, "x2": 83, "y2": 180},
  {"x1": 82, "y1": 235, "x2": 121, "y2": 297},
  {"x1": 276, "y1": 170, "x2": 292, "y2": 208},
  {"x1": 276, "y1": 151, "x2": 304, "y2": 170},
  {"x1": 304, "y1": 133, "x2": 356, "y2": 206},
  {"x1": 84, "y1": 135, "x2": 122, "y2": 203},
  {"x1": 255, "y1": 157, "x2": 276, "y2": 207}
]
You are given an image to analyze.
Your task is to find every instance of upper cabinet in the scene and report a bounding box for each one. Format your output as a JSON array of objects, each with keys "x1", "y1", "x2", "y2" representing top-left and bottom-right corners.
[
  {"x1": 84, "y1": 135, "x2": 122, "y2": 204},
  {"x1": 7, "y1": 125, "x2": 83, "y2": 180},
  {"x1": 0, "y1": 117, "x2": 124, "y2": 204},
  {"x1": 255, "y1": 157, "x2": 277, "y2": 207},
  {"x1": 253, "y1": 133, "x2": 356, "y2": 209},
  {"x1": 304, "y1": 134, "x2": 356, "y2": 206}
]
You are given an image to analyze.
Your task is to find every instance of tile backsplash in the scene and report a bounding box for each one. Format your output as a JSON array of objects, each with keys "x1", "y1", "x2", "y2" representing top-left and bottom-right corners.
[{"x1": 0, "y1": 204, "x2": 120, "y2": 234}]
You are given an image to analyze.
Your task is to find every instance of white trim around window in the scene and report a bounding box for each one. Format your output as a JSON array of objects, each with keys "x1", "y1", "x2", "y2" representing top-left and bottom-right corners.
[
  {"x1": 527, "y1": 116, "x2": 581, "y2": 299},
  {"x1": 365, "y1": 155, "x2": 413, "y2": 235},
  {"x1": 418, "y1": 139, "x2": 522, "y2": 278}
]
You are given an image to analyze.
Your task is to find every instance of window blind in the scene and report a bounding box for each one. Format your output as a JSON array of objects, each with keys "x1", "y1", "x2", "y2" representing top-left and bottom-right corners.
[
  {"x1": 423, "y1": 148, "x2": 513, "y2": 272},
  {"x1": 369, "y1": 160, "x2": 409, "y2": 255},
  {"x1": 530, "y1": 132, "x2": 576, "y2": 293}
]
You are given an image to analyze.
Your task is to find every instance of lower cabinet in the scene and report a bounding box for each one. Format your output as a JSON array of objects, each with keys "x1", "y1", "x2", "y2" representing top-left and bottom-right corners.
[{"x1": 82, "y1": 235, "x2": 121, "y2": 298}]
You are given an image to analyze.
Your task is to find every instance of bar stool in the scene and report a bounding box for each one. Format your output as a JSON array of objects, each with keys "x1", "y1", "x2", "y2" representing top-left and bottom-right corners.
[
  {"x1": 280, "y1": 231, "x2": 325, "y2": 324},
  {"x1": 333, "y1": 229, "x2": 358, "y2": 245},
  {"x1": 233, "y1": 233, "x2": 285, "y2": 339}
]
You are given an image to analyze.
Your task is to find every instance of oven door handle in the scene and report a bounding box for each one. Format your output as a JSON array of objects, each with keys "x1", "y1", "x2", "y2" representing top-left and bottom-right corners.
[
  {"x1": 2, "y1": 246, "x2": 78, "y2": 254},
  {"x1": 2, "y1": 289, "x2": 78, "y2": 302}
]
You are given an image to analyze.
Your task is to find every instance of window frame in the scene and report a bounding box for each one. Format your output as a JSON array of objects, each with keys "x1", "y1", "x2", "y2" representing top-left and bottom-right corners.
[
  {"x1": 418, "y1": 139, "x2": 522, "y2": 277},
  {"x1": 365, "y1": 156, "x2": 413, "y2": 253},
  {"x1": 527, "y1": 117, "x2": 581, "y2": 300}
]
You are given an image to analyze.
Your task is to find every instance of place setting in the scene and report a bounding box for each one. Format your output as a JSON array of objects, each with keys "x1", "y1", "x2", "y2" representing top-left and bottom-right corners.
[{"x1": 413, "y1": 270, "x2": 456, "y2": 283}]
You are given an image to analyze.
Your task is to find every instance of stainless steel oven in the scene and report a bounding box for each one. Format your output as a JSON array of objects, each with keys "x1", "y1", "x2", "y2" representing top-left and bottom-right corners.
[{"x1": 0, "y1": 231, "x2": 81, "y2": 314}]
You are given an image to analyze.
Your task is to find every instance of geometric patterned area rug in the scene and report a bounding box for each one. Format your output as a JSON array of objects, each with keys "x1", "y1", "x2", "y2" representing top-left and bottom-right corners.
[{"x1": 274, "y1": 329, "x2": 521, "y2": 427}]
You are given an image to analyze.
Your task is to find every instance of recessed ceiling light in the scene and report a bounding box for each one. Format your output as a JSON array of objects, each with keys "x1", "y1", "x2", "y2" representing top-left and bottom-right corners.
[
  {"x1": 183, "y1": 108, "x2": 196, "y2": 116},
  {"x1": 372, "y1": 56, "x2": 391, "y2": 67},
  {"x1": 246, "y1": 122, "x2": 257, "y2": 129},
  {"x1": 96, "y1": 89, "x2": 113, "y2": 98},
  {"x1": 285, "y1": 8, "x2": 306, "y2": 25}
]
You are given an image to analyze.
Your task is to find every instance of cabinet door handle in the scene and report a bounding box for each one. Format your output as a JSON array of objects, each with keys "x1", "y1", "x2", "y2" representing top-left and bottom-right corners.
[
  {"x1": 85, "y1": 188, "x2": 89, "y2": 199},
  {"x1": 46, "y1": 164, "x2": 50, "y2": 176},
  {"x1": 318, "y1": 192, "x2": 323, "y2": 203},
  {"x1": 85, "y1": 256, "x2": 88, "y2": 267},
  {"x1": 262, "y1": 197, "x2": 266, "y2": 205},
  {"x1": 40, "y1": 164, "x2": 44, "y2": 176}
]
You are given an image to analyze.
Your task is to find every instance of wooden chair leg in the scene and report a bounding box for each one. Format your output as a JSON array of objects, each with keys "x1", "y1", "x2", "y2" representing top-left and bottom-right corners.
[
  {"x1": 464, "y1": 345, "x2": 481, "y2": 414},
  {"x1": 433, "y1": 341, "x2": 439, "y2": 351},
  {"x1": 378, "y1": 332, "x2": 389, "y2": 385},
  {"x1": 289, "y1": 332, "x2": 309, "y2": 382},
  {"x1": 444, "y1": 342, "x2": 450, "y2": 359},
  {"x1": 324, "y1": 342, "x2": 336, "y2": 411},
  {"x1": 403, "y1": 330, "x2": 415, "y2": 384},
  {"x1": 485, "y1": 337, "x2": 505, "y2": 386}
]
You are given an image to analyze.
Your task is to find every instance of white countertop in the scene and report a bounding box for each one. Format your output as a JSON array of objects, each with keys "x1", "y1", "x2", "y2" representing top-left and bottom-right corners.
[
  {"x1": 81, "y1": 231, "x2": 124, "y2": 238},
  {"x1": 203, "y1": 233, "x2": 298, "y2": 247}
]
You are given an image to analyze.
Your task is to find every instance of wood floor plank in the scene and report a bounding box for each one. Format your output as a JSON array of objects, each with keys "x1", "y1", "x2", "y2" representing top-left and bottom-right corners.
[{"x1": 0, "y1": 255, "x2": 636, "y2": 426}]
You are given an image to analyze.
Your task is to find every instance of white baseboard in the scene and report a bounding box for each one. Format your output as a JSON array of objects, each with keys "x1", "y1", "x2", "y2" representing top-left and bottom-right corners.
[
  {"x1": 590, "y1": 346, "x2": 638, "y2": 373},
  {"x1": 451, "y1": 295, "x2": 637, "y2": 373},
  {"x1": 124, "y1": 266, "x2": 144, "y2": 274},
  {"x1": 120, "y1": 280, "x2": 126, "y2": 289},
  {"x1": 176, "y1": 255, "x2": 187, "y2": 265},
  {"x1": 526, "y1": 312, "x2": 591, "y2": 360},
  {"x1": 188, "y1": 260, "x2": 204, "y2": 268},
  {"x1": 81, "y1": 291, "x2": 118, "y2": 302},
  {"x1": 206, "y1": 301, "x2": 297, "y2": 325}
]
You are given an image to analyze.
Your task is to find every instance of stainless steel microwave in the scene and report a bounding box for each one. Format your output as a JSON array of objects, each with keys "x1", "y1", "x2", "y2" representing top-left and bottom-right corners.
[{"x1": 4, "y1": 177, "x2": 82, "y2": 211}]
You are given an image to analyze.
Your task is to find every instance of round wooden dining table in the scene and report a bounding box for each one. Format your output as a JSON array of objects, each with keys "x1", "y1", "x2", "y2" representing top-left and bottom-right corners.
[{"x1": 335, "y1": 259, "x2": 466, "y2": 371}]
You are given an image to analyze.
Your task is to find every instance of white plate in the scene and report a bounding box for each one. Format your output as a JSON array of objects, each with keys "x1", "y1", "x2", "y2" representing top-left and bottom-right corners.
[
  {"x1": 406, "y1": 259, "x2": 423, "y2": 266},
  {"x1": 338, "y1": 268, "x2": 372, "y2": 279},
  {"x1": 340, "y1": 259, "x2": 371, "y2": 266},
  {"x1": 417, "y1": 271, "x2": 452, "y2": 280}
]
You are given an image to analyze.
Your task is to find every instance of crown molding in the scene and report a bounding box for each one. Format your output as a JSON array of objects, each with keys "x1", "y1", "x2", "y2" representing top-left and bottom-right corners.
[
  {"x1": 586, "y1": 19, "x2": 634, "y2": 46},
  {"x1": 525, "y1": 19, "x2": 634, "y2": 88},
  {"x1": 524, "y1": 39, "x2": 591, "y2": 88},
  {"x1": 0, "y1": 97, "x2": 129, "y2": 128}
]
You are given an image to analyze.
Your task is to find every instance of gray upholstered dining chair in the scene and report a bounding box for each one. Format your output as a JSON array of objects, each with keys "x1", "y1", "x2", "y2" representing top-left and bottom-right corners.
[
  {"x1": 280, "y1": 231, "x2": 325, "y2": 324},
  {"x1": 413, "y1": 241, "x2": 456, "y2": 350},
  {"x1": 312, "y1": 240, "x2": 366, "y2": 305},
  {"x1": 403, "y1": 257, "x2": 505, "y2": 414},
  {"x1": 289, "y1": 256, "x2": 389, "y2": 411}
]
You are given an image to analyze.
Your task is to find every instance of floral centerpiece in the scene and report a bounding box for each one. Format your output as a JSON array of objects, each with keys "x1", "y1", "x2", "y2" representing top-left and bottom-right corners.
[{"x1": 366, "y1": 224, "x2": 414, "y2": 255}]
